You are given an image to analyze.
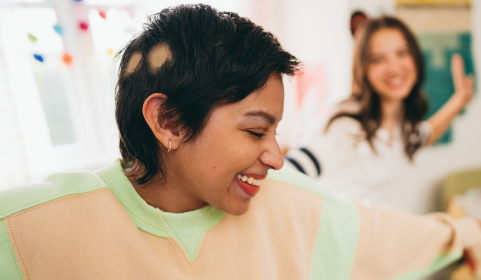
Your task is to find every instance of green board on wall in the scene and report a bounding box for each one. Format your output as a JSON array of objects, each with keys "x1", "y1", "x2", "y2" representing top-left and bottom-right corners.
[{"x1": 417, "y1": 32, "x2": 475, "y2": 144}]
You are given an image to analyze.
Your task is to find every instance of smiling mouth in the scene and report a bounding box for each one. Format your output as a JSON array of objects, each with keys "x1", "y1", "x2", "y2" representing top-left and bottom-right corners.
[
  {"x1": 235, "y1": 174, "x2": 263, "y2": 197},
  {"x1": 236, "y1": 174, "x2": 262, "y2": 186},
  {"x1": 386, "y1": 77, "x2": 405, "y2": 88}
]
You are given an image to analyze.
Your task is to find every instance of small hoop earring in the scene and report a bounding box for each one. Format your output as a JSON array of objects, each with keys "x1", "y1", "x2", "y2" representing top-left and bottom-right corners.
[{"x1": 168, "y1": 140, "x2": 172, "y2": 152}]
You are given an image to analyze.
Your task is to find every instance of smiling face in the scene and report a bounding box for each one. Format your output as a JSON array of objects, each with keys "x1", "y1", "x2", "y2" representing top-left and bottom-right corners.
[
  {"x1": 366, "y1": 28, "x2": 418, "y2": 103},
  {"x1": 167, "y1": 73, "x2": 285, "y2": 215}
]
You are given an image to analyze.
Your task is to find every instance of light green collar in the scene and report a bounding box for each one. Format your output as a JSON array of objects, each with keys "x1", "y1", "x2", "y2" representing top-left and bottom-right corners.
[{"x1": 96, "y1": 159, "x2": 225, "y2": 261}]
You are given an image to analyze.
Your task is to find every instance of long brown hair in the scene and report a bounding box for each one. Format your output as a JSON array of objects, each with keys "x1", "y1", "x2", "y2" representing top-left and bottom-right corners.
[{"x1": 327, "y1": 16, "x2": 428, "y2": 159}]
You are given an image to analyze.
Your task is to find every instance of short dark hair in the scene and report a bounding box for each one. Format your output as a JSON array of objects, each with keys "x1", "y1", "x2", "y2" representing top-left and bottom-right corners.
[{"x1": 115, "y1": 4, "x2": 301, "y2": 186}]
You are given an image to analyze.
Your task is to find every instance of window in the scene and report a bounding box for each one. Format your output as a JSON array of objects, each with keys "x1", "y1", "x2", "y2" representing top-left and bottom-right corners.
[{"x1": 0, "y1": 0, "x2": 252, "y2": 190}]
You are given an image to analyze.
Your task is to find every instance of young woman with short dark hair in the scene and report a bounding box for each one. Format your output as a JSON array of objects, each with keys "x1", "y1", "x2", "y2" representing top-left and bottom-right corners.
[{"x1": 1, "y1": 7, "x2": 479, "y2": 280}]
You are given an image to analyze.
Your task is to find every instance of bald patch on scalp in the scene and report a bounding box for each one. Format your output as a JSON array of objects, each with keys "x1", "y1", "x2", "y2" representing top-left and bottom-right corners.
[
  {"x1": 125, "y1": 51, "x2": 143, "y2": 75},
  {"x1": 148, "y1": 43, "x2": 171, "y2": 72}
]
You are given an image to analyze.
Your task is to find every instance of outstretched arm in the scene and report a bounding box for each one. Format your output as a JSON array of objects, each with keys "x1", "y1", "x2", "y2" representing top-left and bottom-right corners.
[
  {"x1": 349, "y1": 201, "x2": 481, "y2": 280},
  {"x1": 425, "y1": 54, "x2": 475, "y2": 145}
]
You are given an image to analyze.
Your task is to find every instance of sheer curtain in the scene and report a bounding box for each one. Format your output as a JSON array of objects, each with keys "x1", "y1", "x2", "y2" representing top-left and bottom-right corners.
[
  {"x1": 0, "y1": 0, "x2": 253, "y2": 190},
  {"x1": 0, "y1": 8, "x2": 55, "y2": 189}
]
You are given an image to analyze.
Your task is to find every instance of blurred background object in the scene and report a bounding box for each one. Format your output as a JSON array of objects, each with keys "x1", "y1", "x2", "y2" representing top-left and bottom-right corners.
[
  {"x1": 445, "y1": 168, "x2": 481, "y2": 280},
  {"x1": 0, "y1": 0, "x2": 251, "y2": 189},
  {"x1": 0, "y1": 0, "x2": 480, "y2": 217},
  {"x1": 350, "y1": 10, "x2": 368, "y2": 36},
  {"x1": 397, "y1": 0, "x2": 475, "y2": 144}
]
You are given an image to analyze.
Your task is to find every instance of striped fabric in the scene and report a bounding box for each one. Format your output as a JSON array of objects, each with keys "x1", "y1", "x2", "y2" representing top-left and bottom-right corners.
[
  {"x1": 285, "y1": 147, "x2": 321, "y2": 177},
  {"x1": 284, "y1": 121, "x2": 431, "y2": 180}
]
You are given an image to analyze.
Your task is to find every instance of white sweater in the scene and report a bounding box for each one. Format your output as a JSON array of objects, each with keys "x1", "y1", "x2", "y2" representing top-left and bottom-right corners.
[{"x1": 284, "y1": 116, "x2": 431, "y2": 200}]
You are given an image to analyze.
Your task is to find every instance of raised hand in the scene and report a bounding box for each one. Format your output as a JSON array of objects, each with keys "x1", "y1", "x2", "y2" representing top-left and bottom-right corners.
[
  {"x1": 425, "y1": 54, "x2": 476, "y2": 145},
  {"x1": 451, "y1": 54, "x2": 475, "y2": 106}
]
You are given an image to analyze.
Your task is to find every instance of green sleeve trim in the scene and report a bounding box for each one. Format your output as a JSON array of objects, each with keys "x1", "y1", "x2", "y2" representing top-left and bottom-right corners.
[
  {"x1": 267, "y1": 169, "x2": 360, "y2": 280},
  {"x1": 0, "y1": 219, "x2": 24, "y2": 280},
  {"x1": 0, "y1": 171, "x2": 107, "y2": 220},
  {"x1": 390, "y1": 252, "x2": 462, "y2": 280},
  {"x1": 267, "y1": 168, "x2": 353, "y2": 205},
  {"x1": 309, "y1": 197, "x2": 359, "y2": 280}
]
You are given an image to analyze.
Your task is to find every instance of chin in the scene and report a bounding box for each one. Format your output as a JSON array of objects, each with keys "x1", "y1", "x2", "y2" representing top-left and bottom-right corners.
[
  {"x1": 384, "y1": 88, "x2": 411, "y2": 101},
  {"x1": 398, "y1": 90, "x2": 412, "y2": 100},
  {"x1": 222, "y1": 202, "x2": 250, "y2": 216}
]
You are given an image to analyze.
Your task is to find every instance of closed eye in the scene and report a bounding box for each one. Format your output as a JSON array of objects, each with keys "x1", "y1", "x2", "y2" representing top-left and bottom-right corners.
[
  {"x1": 248, "y1": 131, "x2": 266, "y2": 139},
  {"x1": 369, "y1": 57, "x2": 383, "y2": 64},
  {"x1": 398, "y1": 49, "x2": 410, "y2": 57}
]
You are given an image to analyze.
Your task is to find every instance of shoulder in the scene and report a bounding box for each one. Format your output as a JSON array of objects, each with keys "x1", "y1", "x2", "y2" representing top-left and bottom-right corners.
[
  {"x1": 324, "y1": 100, "x2": 363, "y2": 136},
  {"x1": 266, "y1": 168, "x2": 357, "y2": 212},
  {"x1": 263, "y1": 168, "x2": 360, "y2": 278},
  {"x1": 327, "y1": 116, "x2": 362, "y2": 134},
  {"x1": 302, "y1": 115, "x2": 362, "y2": 148},
  {"x1": 0, "y1": 170, "x2": 107, "y2": 220},
  {"x1": 417, "y1": 121, "x2": 432, "y2": 146}
]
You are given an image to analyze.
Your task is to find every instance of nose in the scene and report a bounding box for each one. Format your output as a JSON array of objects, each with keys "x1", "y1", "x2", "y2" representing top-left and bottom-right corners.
[
  {"x1": 259, "y1": 136, "x2": 284, "y2": 170},
  {"x1": 386, "y1": 56, "x2": 402, "y2": 73}
]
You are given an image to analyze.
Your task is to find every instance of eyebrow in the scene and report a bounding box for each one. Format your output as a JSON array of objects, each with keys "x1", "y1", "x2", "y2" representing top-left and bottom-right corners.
[
  {"x1": 369, "y1": 44, "x2": 410, "y2": 56},
  {"x1": 243, "y1": 110, "x2": 276, "y2": 124}
]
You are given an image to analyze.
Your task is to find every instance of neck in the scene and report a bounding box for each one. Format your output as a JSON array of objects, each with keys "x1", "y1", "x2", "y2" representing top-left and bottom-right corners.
[
  {"x1": 130, "y1": 171, "x2": 207, "y2": 214},
  {"x1": 379, "y1": 98, "x2": 403, "y2": 131}
]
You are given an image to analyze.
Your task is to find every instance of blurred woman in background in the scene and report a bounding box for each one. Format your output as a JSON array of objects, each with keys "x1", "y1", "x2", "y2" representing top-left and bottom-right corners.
[{"x1": 285, "y1": 16, "x2": 474, "y2": 200}]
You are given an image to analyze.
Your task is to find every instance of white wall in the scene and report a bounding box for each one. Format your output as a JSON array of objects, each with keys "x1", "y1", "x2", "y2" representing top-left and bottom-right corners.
[
  {"x1": 250, "y1": 0, "x2": 353, "y2": 150},
  {"x1": 349, "y1": 0, "x2": 395, "y2": 16}
]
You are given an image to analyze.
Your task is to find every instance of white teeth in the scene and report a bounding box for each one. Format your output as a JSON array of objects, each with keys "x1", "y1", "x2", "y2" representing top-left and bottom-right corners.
[
  {"x1": 236, "y1": 174, "x2": 261, "y2": 187},
  {"x1": 387, "y1": 77, "x2": 403, "y2": 86}
]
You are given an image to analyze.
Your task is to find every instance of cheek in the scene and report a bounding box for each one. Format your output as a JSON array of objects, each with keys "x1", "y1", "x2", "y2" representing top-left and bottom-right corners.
[
  {"x1": 194, "y1": 132, "x2": 255, "y2": 180},
  {"x1": 367, "y1": 65, "x2": 383, "y2": 87},
  {"x1": 404, "y1": 58, "x2": 417, "y2": 78},
  {"x1": 217, "y1": 136, "x2": 259, "y2": 169}
]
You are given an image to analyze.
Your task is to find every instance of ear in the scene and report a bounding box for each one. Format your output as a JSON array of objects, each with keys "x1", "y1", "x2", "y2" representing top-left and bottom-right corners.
[{"x1": 142, "y1": 93, "x2": 182, "y2": 152}]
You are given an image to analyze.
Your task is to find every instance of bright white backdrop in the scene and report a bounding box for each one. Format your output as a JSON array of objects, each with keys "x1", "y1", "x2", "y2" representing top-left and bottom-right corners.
[{"x1": 0, "y1": 0, "x2": 251, "y2": 189}]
